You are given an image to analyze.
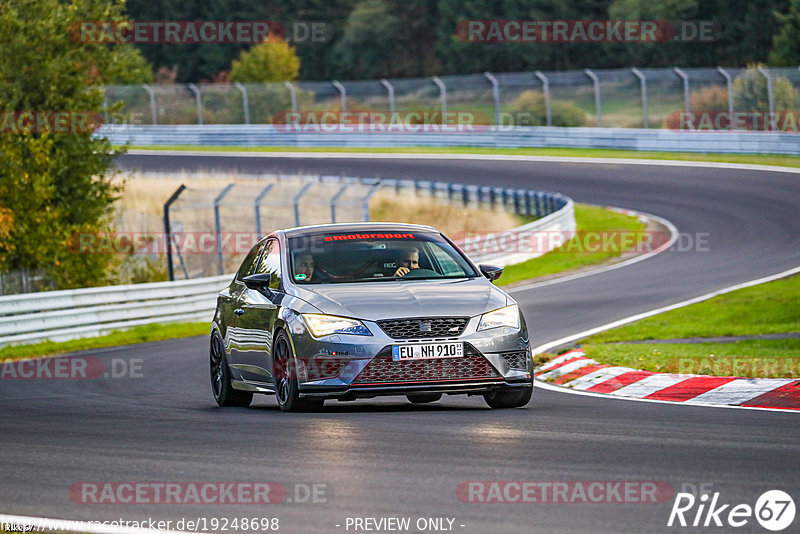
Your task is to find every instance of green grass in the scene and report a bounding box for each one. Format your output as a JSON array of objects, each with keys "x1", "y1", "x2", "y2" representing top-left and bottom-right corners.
[
  {"x1": 579, "y1": 340, "x2": 800, "y2": 378},
  {"x1": 0, "y1": 322, "x2": 208, "y2": 361},
  {"x1": 571, "y1": 274, "x2": 800, "y2": 378},
  {"x1": 124, "y1": 145, "x2": 800, "y2": 169},
  {"x1": 497, "y1": 204, "x2": 647, "y2": 286},
  {"x1": 584, "y1": 275, "x2": 800, "y2": 343}
]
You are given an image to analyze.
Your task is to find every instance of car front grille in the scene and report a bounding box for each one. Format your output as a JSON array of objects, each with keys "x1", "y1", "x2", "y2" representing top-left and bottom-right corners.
[
  {"x1": 376, "y1": 317, "x2": 469, "y2": 339},
  {"x1": 500, "y1": 351, "x2": 529, "y2": 371},
  {"x1": 352, "y1": 344, "x2": 501, "y2": 385}
]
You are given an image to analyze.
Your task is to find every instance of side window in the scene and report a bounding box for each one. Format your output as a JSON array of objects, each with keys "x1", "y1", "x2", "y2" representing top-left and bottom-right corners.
[
  {"x1": 235, "y1": 241, "x2": 266, "y2": 282},
  {"x1": 254, "y1": 239, "x2": 282, "y2": 289},
  {"x1": 429, "y1": 243, "x2": 464, "y2": 276}
]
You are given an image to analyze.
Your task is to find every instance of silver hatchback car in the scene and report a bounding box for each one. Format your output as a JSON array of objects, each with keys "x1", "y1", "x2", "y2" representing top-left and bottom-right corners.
[{"x1": 210, "y1": 222, "x2": 532, "y2": 411}]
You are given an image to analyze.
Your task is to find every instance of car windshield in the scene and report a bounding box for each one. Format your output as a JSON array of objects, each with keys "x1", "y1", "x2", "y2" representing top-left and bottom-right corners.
[{"x1": 288, "y1": 230, "x2": 478, "y2": 284}]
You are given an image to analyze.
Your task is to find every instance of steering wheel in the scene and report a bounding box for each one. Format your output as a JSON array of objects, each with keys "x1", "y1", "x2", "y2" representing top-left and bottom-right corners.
[{"x1": 401, "y1": 268, "x2": 439, "y2": 279}]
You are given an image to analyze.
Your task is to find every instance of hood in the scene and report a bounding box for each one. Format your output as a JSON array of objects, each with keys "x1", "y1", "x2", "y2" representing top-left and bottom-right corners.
[{"x1": 292, "y1": 278, "x2": 509, "y2": 320}]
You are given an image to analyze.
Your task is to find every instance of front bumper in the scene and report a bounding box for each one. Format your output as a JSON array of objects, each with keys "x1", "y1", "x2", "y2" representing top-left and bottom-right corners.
[{"x1": 286, "y1": 313, "x2": 531, "y2": 400}]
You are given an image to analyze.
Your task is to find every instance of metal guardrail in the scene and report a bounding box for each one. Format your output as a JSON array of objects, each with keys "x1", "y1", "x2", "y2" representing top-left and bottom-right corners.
[
  {"x1": 99, "y1": 124, "x2": 800, "y2": 155},
  {"x1": 0, "y1": 185, "x2": 574, "y2": 348}
]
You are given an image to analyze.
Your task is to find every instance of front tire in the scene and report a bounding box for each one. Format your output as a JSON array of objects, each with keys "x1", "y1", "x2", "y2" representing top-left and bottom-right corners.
[
  {"x1": 483, "y1": 386, "x2": 532, "y2": 409},
  {"x1": 273, "y1": 330, "x2": 324, "y2": 412},
  {"x1": 210, "y1": 333, "x2": 253, "y2": 407}
]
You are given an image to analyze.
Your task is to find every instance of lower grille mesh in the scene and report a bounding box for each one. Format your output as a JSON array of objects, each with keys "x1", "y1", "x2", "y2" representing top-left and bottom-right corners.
[
  {"x1": 353, "y1": 345, "x2": 500, "y2": 385},
  {"x1": 500, "y1": 351, "x2": 529, "y2": 371}
]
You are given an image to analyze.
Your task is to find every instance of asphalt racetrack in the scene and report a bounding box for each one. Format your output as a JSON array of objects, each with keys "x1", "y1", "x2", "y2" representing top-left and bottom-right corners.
[{"x1": 2, "y1": 154, "x2": 799, "y2": 533}]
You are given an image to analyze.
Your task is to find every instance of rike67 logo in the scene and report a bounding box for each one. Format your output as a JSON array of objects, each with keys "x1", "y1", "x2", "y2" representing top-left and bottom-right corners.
[{"x1": 668, "y1": 489, "x2": 795, "y2": 531}]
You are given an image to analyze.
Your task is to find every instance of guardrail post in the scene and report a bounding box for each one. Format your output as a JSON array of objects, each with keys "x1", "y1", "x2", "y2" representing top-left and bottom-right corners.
[
  {"x1": 584, "y1": 69, "x2": 602, "y2": 127},
  {"x1": 332, "y1": 80, "x2": 347, "y2": 120},
  {"x1": 716, "y1": 67, "x2": 734, "y2": 131},
  {"x1": 330, "y1": 184, "x2": 349, "y2": 223},
  {"x1": 163, "y1": 184, "x2": 186, "y2": 281},
  {"x1": 187, "y1": 83, "x2": 203, "y2": 125},
  {"x1": 756, "y1": 66, "x2": 775, "y2": 132},
  {"x1": 233, "y1": 82, "x2": 250, "y2": 124},
  {"x1": 294, "y1": 183, "x2": 313, "y2": 226},
  {"x1": 284, "y1": 81, "x2": 298, "y2": 114},
  {"x1": 214, "y1": 184, "x2": 235, "y2": 275},
  {"x1": 254, "y1": 183, "x2": 275, "y2": 238},
  {"x1": 432, "y1": 76, "x2": 447, "y2": 117},
  {"x1": 380, "y1": 79, "x2": 396, "y2": 114},
  {"x1": 142, "y1": 84, "x2": 157, "y2": 125},
  {"x1": 534, "y1": 71, "x2": 551, "y2": 126},
  {"x1": 673, "y1": 67, "x2": 690, "y2": 115},
  {"x1": 362, "y1": 183, "x2": 381, "y2": 221},
  {"x1": 631, "y1": 68, "x2": 649, "y2": 128},
  {"x1": 483, "y1": 71, "x2": 501, "y2": 125}
]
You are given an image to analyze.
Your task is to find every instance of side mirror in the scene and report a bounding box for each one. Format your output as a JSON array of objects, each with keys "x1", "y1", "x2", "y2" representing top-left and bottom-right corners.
[
  {"x1": 479, "y1": 264, "x2": 503, "y2": 282},
  {"x1": 242, "y1": 273, "x2": 271, "y2": 291}
]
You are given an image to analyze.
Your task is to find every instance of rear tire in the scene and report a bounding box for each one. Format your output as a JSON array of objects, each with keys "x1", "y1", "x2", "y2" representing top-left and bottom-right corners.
[
  {"x1": 273, "y1": 330, "x2": 324, "y2": 412},
  {"x1": 210, "y1": 333, "x2": 253, "y2": 407},
  {"x1": 483, "y1": 386, "x2": 532, "y2": 409},
  {"x1": 407, "y1": 393, "x2": 442, "y2": 404}
]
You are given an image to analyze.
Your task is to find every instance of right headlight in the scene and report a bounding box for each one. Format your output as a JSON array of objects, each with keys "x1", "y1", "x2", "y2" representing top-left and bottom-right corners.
[
  {"x1": 477, "y1": 304, "x2": 520, "y2": 331},
  {"x1": 301, "y1": 314, "x2": 372, "y2": 337}
]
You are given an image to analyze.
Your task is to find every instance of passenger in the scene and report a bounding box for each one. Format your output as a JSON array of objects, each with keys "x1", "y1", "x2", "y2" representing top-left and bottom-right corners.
[
  {"x1": 393, "y1": 246, "x2": 420, "y2": 277},
  {"x1": 294, "y1": 253, "x2": 316, "y2": 282}
]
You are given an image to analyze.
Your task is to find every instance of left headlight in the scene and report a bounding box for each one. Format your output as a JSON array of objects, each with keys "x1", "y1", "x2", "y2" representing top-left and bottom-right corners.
[
  {"x1": 477, "y1": 304, "x2": 520, "y2": 331},
  {"x1": 301, "y1": 314, "x2": 372, "y2": 337}
]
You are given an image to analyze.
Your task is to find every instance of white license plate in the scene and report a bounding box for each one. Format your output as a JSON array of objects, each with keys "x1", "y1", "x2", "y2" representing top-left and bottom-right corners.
[{"x1": 392, "y1": 342, "x2": 463, "y2": 361}]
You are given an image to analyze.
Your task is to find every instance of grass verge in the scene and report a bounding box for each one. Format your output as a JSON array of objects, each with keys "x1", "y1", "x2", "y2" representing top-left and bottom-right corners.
[
  {"x1": 565, "y1": 274, "x2": 800, "y2": 378},
  {"x1": 498, "y1": 204, "x2": 647, "y2": 286},
  {"x1": 125, "y1": 145, "x2": 800, "y2": 169},
  {"x1": 0, "y1": 322, "x2": 208, "y2": 362}
]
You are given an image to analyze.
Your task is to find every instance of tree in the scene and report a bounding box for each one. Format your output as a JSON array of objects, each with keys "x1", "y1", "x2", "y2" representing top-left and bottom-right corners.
[
  {"x1": 230, "y1": 37, "x2": 300, "y2": 82},
  {"x1": 0, "y1": 0, "x2": 151, "y2": 288},
  {"x1": 770, "y1": 0, "x2": 800, "y2": 66}
]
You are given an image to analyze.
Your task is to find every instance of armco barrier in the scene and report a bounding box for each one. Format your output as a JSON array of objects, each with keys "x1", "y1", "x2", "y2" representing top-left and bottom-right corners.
[
  {"x1": 99, "y1": 124, "x2": 800, "y2": 155},
  {"x1": 0, "y1": 188, "x2": 573, "y2": 348}
]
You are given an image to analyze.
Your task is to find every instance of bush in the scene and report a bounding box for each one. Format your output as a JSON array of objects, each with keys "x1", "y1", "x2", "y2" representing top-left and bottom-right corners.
[
  {"x1": 690, "y1": 86, "x2": 730, "y2": 111},
  {"x1": 230, "y1": 37, "x2": 300, "y2": 83},
  {"x1": 733, "y1": 65, "x2": 797, "y2": 112},
  {"x1": 505, "y1": 90, "x2": 586, "y2": 127}
]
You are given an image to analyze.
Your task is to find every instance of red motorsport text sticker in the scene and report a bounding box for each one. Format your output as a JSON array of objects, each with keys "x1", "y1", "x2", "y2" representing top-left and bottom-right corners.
[
  {"x1": 666, "y1": 111, "x2": 800, "y2": 132},
  {"x1": 0, "y1": 357, "x2": 105, "y2": 379},
  {"x1": 456, "y1": 481, "x2": 674, "y2": 503},
  {"x1": 272, "y1": 111, "x2": 491, "y2": 133},
  {"x1": 69, "y1": 21, "x2": 285, "y2": 43},
  {"x1": 70, "y1": 482, "x2": 288, "y2": 504}
]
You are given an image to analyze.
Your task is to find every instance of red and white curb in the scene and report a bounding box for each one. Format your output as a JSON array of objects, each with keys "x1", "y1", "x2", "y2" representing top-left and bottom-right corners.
[{"x1": 535, "y1": 350, "x2": 800, "y2": 411}]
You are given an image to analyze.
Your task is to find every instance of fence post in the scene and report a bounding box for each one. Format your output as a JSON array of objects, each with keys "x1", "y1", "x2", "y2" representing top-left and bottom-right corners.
[
  {"x1": 716, "y1": 67, "x2": 734, "y2": 131},
  {"x1": 631, "y1": 67, "x2": 649, "y2": 128},
  {"x1": 284, "y1": 81, "x2": 298, "y2": 114},
  {"x1": 673, "y1": 67, "x2": 690, "y2": 115},
  {"x1": 432, "y1": 76, "x2": 447, "y2": 117},
  {"x1": 330, "y1": 184, "x2": 349, "y2": 223},
  {"x1": 534, "y1": 71, "x2": 551, "y2": 126},
  {"x1": 483, "y1": 71, "x2": 501, "y2": 125},
  {"x1": 233, "y1": 82, "x2": 250, "y2": 124},
  {"x1": 163, "y1": 184, "x2": 186, "y2": 281},
  {"x1": 332, "y1": 80, "x2": 347, "y2": 120},
  {"x1": 293, "y1": 183, "x2": 313, "y2": 226},
  {"x1": 756, "y1": 66, "x2": 775, "y2": 132},
  {"x1": 142, "y1": 84, "x2": 157, "y2": 125},
  {"x1": 380, "y1": 79, "x2": 396, "y2": 114},
  {"x1": 254, "y1": 183, "x2": 274, "y2": 238},
  {"x1": 584, "y1": 69, "x2": 602, "y2": 127},
  {"x1": 214, "y1": 184, "x2": 235, "y2": 275},
  {"x1": 187, "y1": 83, "x2": 203, "y2": 125},
  {"x1": 362, "y1": 183, "x2": 381, "y2": 221}
]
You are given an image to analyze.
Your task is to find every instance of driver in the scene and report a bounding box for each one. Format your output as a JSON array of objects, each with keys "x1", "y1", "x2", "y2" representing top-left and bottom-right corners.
[
  {"x1": 393, "y1": 246, "x2": 420, "y2": 277},
  {"x1": 294, "y1": 253, "x2": 316, "y2": 282}
]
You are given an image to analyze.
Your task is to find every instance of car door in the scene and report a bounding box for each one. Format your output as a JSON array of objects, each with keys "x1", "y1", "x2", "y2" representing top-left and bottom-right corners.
[
  {"x1": 234, "y1": 238, "x2": 284, "y2": 385},
  {"x1": 226, "y1": 240, "x2": 267, "y2": 379}
]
